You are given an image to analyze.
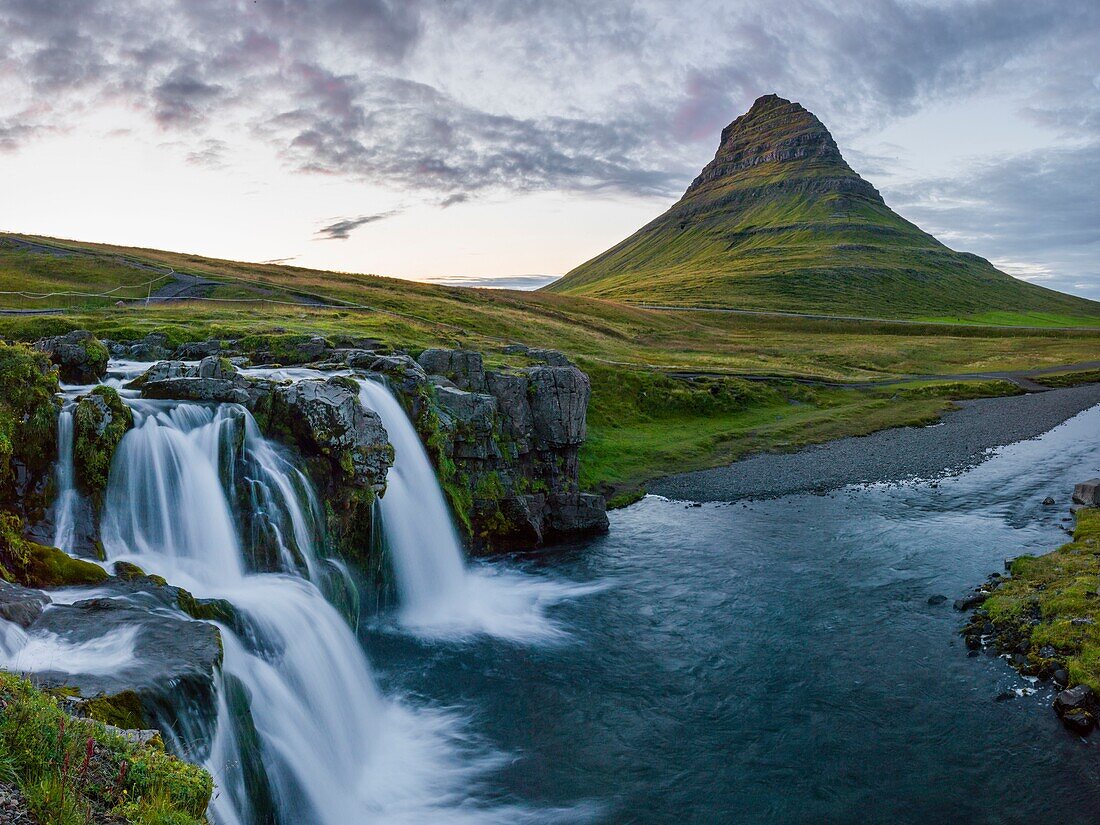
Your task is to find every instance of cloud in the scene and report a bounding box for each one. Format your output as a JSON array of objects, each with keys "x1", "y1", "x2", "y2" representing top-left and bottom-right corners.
[
  {"x1": 439, "y1": 193, "x2": 469, "y2": 208},
  {"x1": 888, "y1": 141, "x2": 1100, "y2": 299},
  {"x1": 315, "y1": 211, "x2": 400, "y2": 240}
]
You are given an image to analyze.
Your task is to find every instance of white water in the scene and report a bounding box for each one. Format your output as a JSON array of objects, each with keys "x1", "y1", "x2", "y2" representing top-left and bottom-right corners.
[
  {"x1": 355, "y1": 379, "x2": 601, "y2": 641},
  {"x1": 50, "y1": 406, "x2": 80, "y2": 550},
  {"x1": 97, "y1": 396, "x2": 538, "y2": 825},
  {"x1": 0, "y1": 624, "x2": 138, "y2": 676}
]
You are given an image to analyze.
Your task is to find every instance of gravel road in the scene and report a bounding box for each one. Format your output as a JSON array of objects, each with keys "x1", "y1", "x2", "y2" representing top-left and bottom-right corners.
[{"x1": 647, "y1": 383, "x2": 1100, "y2": 502}]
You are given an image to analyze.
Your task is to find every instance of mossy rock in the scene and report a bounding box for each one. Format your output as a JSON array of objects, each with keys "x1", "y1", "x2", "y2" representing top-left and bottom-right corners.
[
  {"x1": 0, "y1": 511, "x2": 107, "y2": 587},
  {"x1": 82, "y1": 689, "x2": 148, "y2": 731},
  {"x1": 0, "y1": 342, "x2": 60, "y2": 510},
  {"x1": 73, "y1": 385, "x2": 134, "y2": 497}
]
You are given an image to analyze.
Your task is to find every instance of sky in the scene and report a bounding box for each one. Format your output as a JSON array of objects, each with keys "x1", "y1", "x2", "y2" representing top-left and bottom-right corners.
[{"x1": 1, "y1": 0, "x2": 1097, "y2": 299}]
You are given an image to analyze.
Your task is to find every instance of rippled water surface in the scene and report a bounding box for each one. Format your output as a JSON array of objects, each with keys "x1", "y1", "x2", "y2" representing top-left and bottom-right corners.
[{"x1": 369, "y1": 404, "x2": 1100, "y2": 824}]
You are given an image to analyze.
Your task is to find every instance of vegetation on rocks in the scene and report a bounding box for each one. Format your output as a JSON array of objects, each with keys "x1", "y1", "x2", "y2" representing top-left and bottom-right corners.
[
  {"x1": 0, "y1": 513, "x2": 107, "y2": 588},
  {"x1": 0, "y1": 671, "x2": 211, "y2": 824},
  {"x1": 73, "y1": 386, "x2": 134, "y2": 498},
  {"x1": 0, "y1": 342, "x2": 59, "y2": 515},
  {"x1": 976, "y1": 509, "x2": 1100, "y2": 691}
]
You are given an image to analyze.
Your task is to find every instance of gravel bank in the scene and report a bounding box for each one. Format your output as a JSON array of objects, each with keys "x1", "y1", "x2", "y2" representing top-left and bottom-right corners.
[{"x1": 648, "y1": 383, "x2": 1100, "y2": 502}]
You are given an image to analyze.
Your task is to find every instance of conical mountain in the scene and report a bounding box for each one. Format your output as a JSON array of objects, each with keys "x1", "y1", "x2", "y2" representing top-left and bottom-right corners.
[{"x1": 545, "y1": 94, "x2": 1100, "y2": 321}]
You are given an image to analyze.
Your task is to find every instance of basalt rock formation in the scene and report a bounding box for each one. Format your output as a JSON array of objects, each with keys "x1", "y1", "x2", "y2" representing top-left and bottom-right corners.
[{"x1": 546, "y1": 94, "x2": 1100, "y2": 320}]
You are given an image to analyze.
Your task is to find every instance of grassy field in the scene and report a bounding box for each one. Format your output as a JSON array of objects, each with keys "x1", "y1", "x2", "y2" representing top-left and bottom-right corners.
[{"x1": 2, "y1": 232, "x2": 1099, "y2": 500}]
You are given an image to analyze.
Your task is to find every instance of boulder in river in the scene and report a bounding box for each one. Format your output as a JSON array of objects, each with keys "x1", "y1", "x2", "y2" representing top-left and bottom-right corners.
[
  {"x1": 1054, "y1": 685, "x2": 1097, "y2": 733},
  {"x1": 139, "y1": 356, "x2": 276, "y2": 408},
  {"x1": 33, "y1": 330, "x2": 108, "y2": 384}
]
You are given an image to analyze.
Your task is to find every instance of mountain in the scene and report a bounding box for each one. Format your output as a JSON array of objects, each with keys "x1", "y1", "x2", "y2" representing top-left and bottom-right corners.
[{"x1": 544, "y1": 94, "x2": 1100, "y2": 322}]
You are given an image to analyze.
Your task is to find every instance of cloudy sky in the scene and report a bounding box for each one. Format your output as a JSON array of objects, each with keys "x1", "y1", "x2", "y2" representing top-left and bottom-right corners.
[{"x1": 1, "y1": 0, "x2": 1097, "y2": 298}]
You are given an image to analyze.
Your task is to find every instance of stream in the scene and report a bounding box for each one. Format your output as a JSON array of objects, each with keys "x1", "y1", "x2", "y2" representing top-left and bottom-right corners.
[{"x1": 7, "y1": 361, "x2": 1100, "y2": 823}]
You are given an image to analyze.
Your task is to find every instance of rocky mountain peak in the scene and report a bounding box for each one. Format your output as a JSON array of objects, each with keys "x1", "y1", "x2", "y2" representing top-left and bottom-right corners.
[{"x1": 684, "y1": 93, "x2": 851, "y2": 196}]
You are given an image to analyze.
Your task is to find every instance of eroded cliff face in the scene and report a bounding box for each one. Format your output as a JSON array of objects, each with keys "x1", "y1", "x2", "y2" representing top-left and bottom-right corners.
[
  {"x1": 110, "y1": 334, "x2": 608, "y2": 554},
  {"x1": 379, "y1": 346, "x2": 609, "y2": 551}
]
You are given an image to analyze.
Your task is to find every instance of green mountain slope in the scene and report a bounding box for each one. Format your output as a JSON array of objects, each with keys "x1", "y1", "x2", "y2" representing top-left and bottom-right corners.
[{"x1": 545, "y1": 94, "x2": 1100, "y2": 321}]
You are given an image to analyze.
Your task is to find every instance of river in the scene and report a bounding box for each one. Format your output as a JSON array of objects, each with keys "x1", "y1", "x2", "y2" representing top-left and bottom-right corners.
[{"x1": 370, "y1": 400, "x2": 1100, "y2": 824}]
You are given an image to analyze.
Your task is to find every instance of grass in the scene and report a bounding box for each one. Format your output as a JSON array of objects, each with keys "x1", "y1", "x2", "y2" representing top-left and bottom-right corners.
[
  {"x1": 544, "y1": 101, "x2": 1100, "y2": 323},
  {"x1": 0, "y1": 671, "x2": 211, "y2": 824},
  {"x1": 2, "y1": 233, "x2": 1099, "y2": 498},
  {"x1": 983, "y1": 509, "x2": 1100, "y2": 690}
]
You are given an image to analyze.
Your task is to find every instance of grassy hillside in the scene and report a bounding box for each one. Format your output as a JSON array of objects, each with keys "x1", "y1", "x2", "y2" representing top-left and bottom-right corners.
[
  {"x1": 2, "y1": 232, "x2": 1099, "y2": 500},
  {"x1": 546, "y1": 95, "x2": 1100, "y2": 323}
]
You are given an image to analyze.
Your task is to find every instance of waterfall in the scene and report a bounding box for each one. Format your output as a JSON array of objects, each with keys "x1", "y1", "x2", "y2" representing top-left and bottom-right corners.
[
  {"x1": 355, "y1": 379, "x2": 600, "y2": 641},
  {"x1": 50, "y1": 406, "x2": 80, "y2": 551},
  {"x1": 98, "y1": 397, "x2": 525, "y2": 825}
]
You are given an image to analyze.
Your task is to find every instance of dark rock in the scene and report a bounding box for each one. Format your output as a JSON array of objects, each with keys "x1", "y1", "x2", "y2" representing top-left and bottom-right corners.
[
  {"x1": 546, "y1": 492, "x2": 610, "y2": 537},
  {"x1": 527, "y1": 365, "x2": 589, "y2": 446},
  {"x1": 486, "y1": 371, "x2": 534, "y2": 451},
  {"x1": 1039, "y1": 644, "x2": 1057, "y2": 659},
  {"x1": 28, "y1": 596, "x2": 222, "y2": 718},
  {"x1": 127, "y1": 332, "x2": 173, "y2": 362},
  {"x1": 417, "y1": 349, "x2": 488, "y2": 393},
  {"x1": 1054, "y1": 684, "x2": 1095, "y2": 718},
  {"x1": 954, "y1": 591, "x2": 990, "y2": 611},
  {"x1": 174, "y1": 339, "x2": 224, "y2": 359},
  {"x1": 1043, "y1": 496, "x2": 1056, "y2": 506},
  {"x1": 527, "y1": 348, "x2": 571, "y2": 367},
  {"x1": 365, "y1": 354, "x2": 430, "y2": 400},
  {"x1": 33, "y1": 330, "x2": 108, "y2": 384},
  {"x1": 271, "y1": 377, "x2": 392, "y2": 491},
  {"x1": 927, "y1": 594, "x2": 947, "y2": 605},
  {"x1": 994, "y1": 691, "x2": 1015, "y2": 702},
  {"x1": 297, "y1": 335, "x2": 332, "y2": 362},
  {"x1": 436, "y1": 388, "x2": 500, "y2": 460},
  {"x1": 140, "y1": 357, "x2": 276, "y2": 408},
  {"x1": 0, "y1": 580, "x2": 50, "y2": 628},
  {"x1": 1053, "y1": 669, "x2": 1070, "y2": 688},
  {"x1": 1073, "y1": 479, "x2": 1100, "y2": 507},
  {"x1": 1062, "y1": 707, "x2": 1095, "y2": 734}
]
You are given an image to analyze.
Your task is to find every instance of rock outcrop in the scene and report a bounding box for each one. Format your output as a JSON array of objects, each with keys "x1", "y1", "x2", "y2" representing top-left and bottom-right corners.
[
  {"x1": 372, "y1": 347, "x2": 608, "y2": 550},
  {"x1": 73, "y1": 385, "x2": 133, "y2": 498},
  {"x1": 33, "y1": 330, "x2": 108, "y2": 384}
]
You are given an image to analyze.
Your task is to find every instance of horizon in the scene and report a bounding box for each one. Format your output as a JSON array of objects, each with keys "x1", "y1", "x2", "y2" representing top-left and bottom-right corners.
[{"x1": 1, "y1": 1, "x2": 1098, "y2": 300}]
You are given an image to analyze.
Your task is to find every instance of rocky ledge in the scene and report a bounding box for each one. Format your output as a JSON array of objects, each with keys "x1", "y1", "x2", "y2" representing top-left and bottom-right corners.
[
  {"x1": 959, "y1": 484, "x2": 1100, "y2": 735},
  {"x1": 114, "y1": 336, "x2": 608, "y2": 553}
]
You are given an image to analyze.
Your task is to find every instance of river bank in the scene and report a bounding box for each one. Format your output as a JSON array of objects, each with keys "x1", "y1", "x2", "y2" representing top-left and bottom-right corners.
[{"x1": 649, "y1": 382, "x2": 1100, "y2": 502}]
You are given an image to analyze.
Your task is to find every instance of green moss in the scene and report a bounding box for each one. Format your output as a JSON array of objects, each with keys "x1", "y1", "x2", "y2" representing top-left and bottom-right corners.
[
  {"x1": 82, "y1": 691, "x2": 148, "y2": 732},
  {"x1": 0, "y1": 511, "x2": 107, "y2": 587},
  {"x1": 982, "y1": 509, "x2": 1100, "y2": 690},
  {"x1": 0, "y1": 342, "x2": 60, "y2": 512},
  {"x1": 0, "y1": 671, "x2": 211, "y2": 822},
  {"x1": 73, "y1": 385, "x2": 134, "y2": 498}
]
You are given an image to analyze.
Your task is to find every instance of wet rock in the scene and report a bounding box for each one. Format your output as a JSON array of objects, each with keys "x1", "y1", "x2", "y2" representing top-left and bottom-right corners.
[
  {"x1": 417, "y1": 349, "x2": 488, "y2": 393},
  {"x1": 271, "y1": 377, "x2": 392, "y2": 491},
  {"x1": 1053, "y1": 669, "x2": 1070, "y2": 688},
  {"x1": 994, "y1": 691, "x2": 1015, "y2": 702},
  {"x1": 174, "y1": 339, "x2": 224, "y2": 359},
  {"x1": 546, "y1": 492, "x2": 610, "y2": 537},
  {"x1": 297, "y1": 335, "x2": 332, "y2": 362},
  {"x1": 1043, "y1": 496, "x2": 1056, "y2": 506},
  {"x1": 365, "y1": 354, "x2": 430, "y2": 400},
  {"x1": 1062, "y1": 707, "x2": 1095, "y2": 734},
  {"x1": 128, "y1": 332, "x2": 173, "y2": 362},
  {"x1": 954, "y1": 590, "x2": 990, "y2": 611},
  {"x1": 140, "y1": 357, "x2": 276, "y2": 408},
  {"x1": 0, "y1": 580, "x2": 50, "y2": 628},
  {"x1": 73, "y1": 386, "x2": 133, "y2": 497},
  {"x1": 1073, "y1": 479, "x2": 1100, "y2": 507},
  {"x1": 927, "y1": 594, "x2": 947, "y2": 605},
  {"x1": 28, "y1": 596, "x2": 222, "y2": 717},
  {"x1": 33, "y1": 330, "x2": 108, "y2": 384}
]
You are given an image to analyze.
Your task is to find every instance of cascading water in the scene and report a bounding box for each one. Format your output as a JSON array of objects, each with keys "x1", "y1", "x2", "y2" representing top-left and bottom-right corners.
[
  {"x1": 96, "y1": 395, "x2": 535, "y2": 825},
  {"x1": 355, "y1": 378, "x2": 601, "y2": 641},
  {"x1": 50, "y1": 405, "x2": 80, "y2": 551}
]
